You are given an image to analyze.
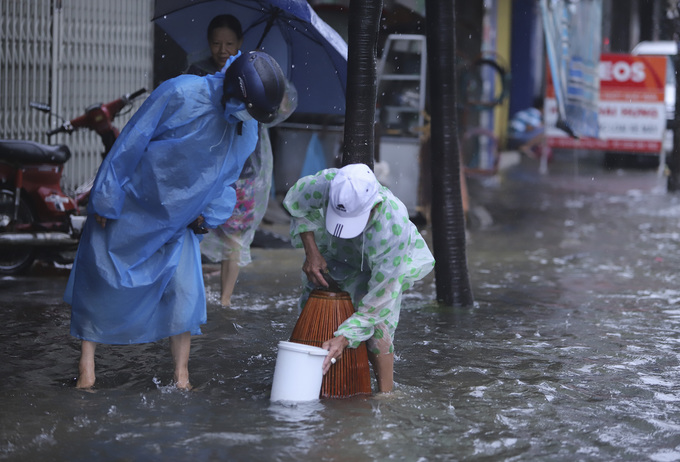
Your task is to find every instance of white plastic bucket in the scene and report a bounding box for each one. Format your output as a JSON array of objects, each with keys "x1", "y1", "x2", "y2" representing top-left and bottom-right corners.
[
  {"x1": 270, "y1": 341, "x2": 329, "y2": 402},
  {"x1": 70, "y1": 215, "x2": 86, "y2": 233}
]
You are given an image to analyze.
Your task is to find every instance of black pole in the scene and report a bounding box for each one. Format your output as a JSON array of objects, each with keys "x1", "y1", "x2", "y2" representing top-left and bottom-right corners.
[
  {"x1": 668, "y1": 50, "x2": 680, "y2": 191},
  {"x1": 425, "y1": 0, "x2": 474, "y2": 306},
  {"x1": 255, "y1": 10, "x2": 279, "y2": 50},
  {"x1": 341, "y1": 0, "x2": 383, "y2": 169},
  {"x1": 663, "y1": 4, "x2": 680, "y2": 191}
]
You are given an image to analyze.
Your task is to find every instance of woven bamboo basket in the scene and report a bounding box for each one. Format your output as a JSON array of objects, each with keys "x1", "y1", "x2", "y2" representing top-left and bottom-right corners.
[{"x1": 289, "y1": 289, "x2": 372, "y2": 398}]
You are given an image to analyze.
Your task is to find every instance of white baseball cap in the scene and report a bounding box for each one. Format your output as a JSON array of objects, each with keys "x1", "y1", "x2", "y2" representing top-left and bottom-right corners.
[{"x1": 326, "y1": 163, "x2": 380, "y2": 239}]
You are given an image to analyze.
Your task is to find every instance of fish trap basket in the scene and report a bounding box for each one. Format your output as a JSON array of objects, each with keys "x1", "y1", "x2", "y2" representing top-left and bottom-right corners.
[{"x1": 290, "y1": 289, "x2": 372, "y2": 398}]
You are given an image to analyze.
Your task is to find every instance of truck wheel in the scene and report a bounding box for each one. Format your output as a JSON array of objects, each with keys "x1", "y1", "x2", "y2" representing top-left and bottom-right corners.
[{"x1": 0, "y1": 188, "x2": 36, "y2": 275}]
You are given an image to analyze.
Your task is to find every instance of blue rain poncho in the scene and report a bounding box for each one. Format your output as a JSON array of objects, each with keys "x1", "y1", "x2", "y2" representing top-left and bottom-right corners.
[
  {"x1": 283, "y1": 168, "x2": 435, "y2": 355},
  {"x1": 65, "y1": 54, "x2": 258, "y2": 345}
]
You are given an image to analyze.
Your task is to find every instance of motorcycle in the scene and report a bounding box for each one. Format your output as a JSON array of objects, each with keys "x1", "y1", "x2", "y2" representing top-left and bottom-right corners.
[{"x1": 0, "y1": 88, "x2": 147, "y2": 275}]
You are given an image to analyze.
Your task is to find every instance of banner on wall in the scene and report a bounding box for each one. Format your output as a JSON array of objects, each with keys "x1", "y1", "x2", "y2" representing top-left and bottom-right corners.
[
  {"x1": 545, "y1": 54, "x2": 667, "y2": 153},
  {"x1": 539, "y1": 0, "x2": 601, "y2": 139}
]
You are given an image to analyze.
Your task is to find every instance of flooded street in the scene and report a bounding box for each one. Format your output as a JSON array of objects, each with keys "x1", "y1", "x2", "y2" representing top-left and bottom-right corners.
[{"x1": 2, "y1": 152, "x2": 680, "y2": 461}]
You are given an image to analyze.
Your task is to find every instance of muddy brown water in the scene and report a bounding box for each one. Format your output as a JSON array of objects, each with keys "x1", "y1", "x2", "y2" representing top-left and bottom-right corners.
[{"x1": 1, "y1": 152, "x2": 680, "y2": 461}]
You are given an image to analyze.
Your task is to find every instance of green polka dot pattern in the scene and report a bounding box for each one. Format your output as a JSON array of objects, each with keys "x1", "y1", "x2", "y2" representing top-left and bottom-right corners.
[{"x1": 283, "y1": 167, "x2": 435, "y2": 354}]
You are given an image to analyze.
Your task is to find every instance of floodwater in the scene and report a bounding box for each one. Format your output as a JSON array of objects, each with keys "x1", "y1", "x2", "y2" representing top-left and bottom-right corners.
[{"x1": 2, "y1": 152, "x2": 680, "y2": 461}]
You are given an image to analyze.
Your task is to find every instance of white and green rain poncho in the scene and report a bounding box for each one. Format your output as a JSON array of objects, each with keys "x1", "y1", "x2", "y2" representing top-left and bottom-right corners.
[{"x1": 283, "y1": 168, "x2": 435, "y2": 355}]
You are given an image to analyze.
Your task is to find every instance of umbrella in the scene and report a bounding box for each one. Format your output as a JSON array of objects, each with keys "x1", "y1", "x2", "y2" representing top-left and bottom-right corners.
[{"x1": 153, "y1": 0, "x2": 348, "y2": 115}]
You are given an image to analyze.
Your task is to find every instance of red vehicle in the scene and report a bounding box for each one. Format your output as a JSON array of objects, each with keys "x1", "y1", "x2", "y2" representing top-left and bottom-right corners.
[{"x1": 0, "y1": 89, "x2": 146, "y2": 274}]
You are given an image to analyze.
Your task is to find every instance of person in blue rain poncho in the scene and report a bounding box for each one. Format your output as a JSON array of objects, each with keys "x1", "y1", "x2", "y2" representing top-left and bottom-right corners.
[
  {"x1": 64, "y1": 51, "x2": 286, "y2": 390},
  {"x1": 283, "y1": 163, "x2": 435, "y2": 393}
]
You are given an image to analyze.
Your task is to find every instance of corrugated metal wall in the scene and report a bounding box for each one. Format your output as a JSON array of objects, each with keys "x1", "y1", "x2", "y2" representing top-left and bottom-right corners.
[
  {"x1": 0, "y1": 1, "x2": 53, "y2": 141},
  {"x1": 0, "y1": 0, "x2": 154, "y2": 192}
]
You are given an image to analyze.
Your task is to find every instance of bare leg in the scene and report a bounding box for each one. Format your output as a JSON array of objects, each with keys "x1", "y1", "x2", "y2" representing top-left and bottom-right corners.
[
  {"x1": 520, "y1": 133, "x2": 547, "y2": 158},
  {"x1": 220, "y1": 255, "x2": 240, "y2": 307},
  {"x1": 170, "y1": 332, "x2": 192, "y2": 390},
  {"x1": 367, "y1": 351, "x2": 394, "y2": 393},
  {"x1": 77, "y1": 340, "x2": 97, "y2": 389},
  {"x1": 460, "y1": 162, "x2": 469, "y2": 217}
]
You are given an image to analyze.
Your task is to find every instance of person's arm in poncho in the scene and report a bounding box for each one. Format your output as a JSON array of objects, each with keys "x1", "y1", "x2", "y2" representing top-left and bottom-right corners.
[
  {"x1": 283, "y1": 168, "x2": 339, "y2": 287},
  {"x1": 334, "y1": 194, "x2": 435, "y2": 349},
  {"x1": 88, "y1": 80, "x2": 184, "y2": 220},
  {"x1": 283, "y1": 168, "x2": 337, "y2": 246}
]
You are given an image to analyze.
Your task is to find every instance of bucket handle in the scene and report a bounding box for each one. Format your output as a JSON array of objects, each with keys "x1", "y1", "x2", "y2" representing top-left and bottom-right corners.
[{"x1": 308, "y1": 350, "x2": 329, "y2": 357}]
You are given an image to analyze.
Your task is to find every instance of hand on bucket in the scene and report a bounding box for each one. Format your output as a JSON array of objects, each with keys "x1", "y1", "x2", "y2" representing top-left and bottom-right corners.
[{"x1": 321, "y1": 335, "x2": 349, "y2": 374}]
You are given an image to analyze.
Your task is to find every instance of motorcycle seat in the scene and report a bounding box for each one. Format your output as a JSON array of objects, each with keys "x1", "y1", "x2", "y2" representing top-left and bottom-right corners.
[{"x1": 0, "y1": 140, "x2": 71, "y2": 165}]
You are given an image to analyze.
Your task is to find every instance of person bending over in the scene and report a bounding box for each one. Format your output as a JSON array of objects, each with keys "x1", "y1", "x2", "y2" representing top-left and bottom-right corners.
[
  {"x1": 283, "y1": 163, "x2": 435, "y2": 392},
  {"x1": 65, "y1": 51, "x2": 286, "y2": 389}
]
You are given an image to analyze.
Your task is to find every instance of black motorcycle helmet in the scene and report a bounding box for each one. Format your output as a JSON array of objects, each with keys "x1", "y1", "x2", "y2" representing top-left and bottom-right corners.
[{"x1": 222, "y1": 51, "x2": 286, "y2": 124}]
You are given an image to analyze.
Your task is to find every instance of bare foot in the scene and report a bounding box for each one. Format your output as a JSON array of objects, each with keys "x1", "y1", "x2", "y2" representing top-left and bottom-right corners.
[
  {"x1": 76, "y1": 340, "x2": 97, "y2": 389},
  {"x1": 174, "y1": 371, "x2": 192, "y2": 390},
  {"x1": 175, "y1": 379, "x2": 192, "y2": 390},
  {"x1": 76, "y1": 365, "x2": 95, "y2": 389},
  {"x1": 170, "y1": 332, "x2": 192, "y2": 390}
]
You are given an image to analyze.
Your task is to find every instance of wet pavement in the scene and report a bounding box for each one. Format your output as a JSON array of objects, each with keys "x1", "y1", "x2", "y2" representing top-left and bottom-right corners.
[{"x1": 2, "y1": 150, "x2": 680, "y2": 461}]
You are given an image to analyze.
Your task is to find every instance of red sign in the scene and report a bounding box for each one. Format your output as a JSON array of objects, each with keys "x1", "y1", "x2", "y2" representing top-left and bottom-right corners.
[{"x1": 545, "y1": 53, "x2": 667, "y2": 153}]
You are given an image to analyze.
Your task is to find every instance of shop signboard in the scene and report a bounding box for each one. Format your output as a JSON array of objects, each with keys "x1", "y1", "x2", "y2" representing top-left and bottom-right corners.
[{"x1": 545, "y1": 53, "x2": 667, "y2": 153}]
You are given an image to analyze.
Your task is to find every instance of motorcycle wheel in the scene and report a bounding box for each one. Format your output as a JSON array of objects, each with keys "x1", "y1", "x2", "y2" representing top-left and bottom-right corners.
[{"x1": 0, "y1": 188, "x2": 37, "y2": 275}]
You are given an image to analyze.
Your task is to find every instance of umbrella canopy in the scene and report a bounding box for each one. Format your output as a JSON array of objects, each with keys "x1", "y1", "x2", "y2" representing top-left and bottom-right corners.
[{"x1": 153, "y1": 0, "x2": 348, "y2": 115}]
